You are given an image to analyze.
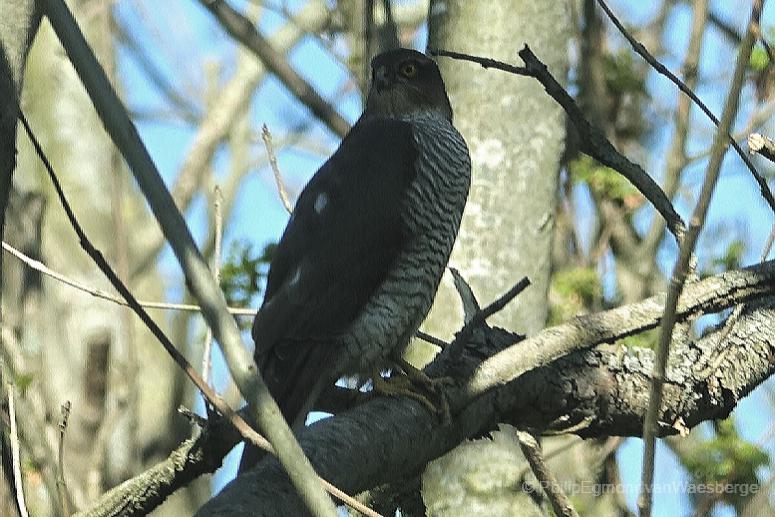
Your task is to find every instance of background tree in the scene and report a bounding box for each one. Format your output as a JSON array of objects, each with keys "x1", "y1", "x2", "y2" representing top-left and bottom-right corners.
[{"x1": 1, "y1": 1, "x2": 775, "y2": 516}]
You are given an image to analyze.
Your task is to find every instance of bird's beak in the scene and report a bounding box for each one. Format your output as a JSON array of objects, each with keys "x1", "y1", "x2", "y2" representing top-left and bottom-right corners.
[{"x1": 373, "y1": 65, "x2": 390, "y2": 89}]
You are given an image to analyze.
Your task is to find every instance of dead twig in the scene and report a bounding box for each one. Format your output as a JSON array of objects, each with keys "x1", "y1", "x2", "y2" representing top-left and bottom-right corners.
[
  {"x1": 1, "y1": 240, "x2": 255, "y2": 316},
  {"x1": 262, "y1": 124, "x2": 293, "y2": 214},
  {"x1": 447, "y1": 273, "x2": 530, "y2": 360},
  {"x1": 57, "y1": 401, "x2": 73, "y2": 517},
  {"x1": 516, "y1": 430, "x2": 579, "y2": 517}
]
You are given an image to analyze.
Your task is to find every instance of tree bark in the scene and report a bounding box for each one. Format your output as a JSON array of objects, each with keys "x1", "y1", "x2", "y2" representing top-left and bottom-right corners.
[{"x1": 195, "y1": 283, "x2": 775, "y2": 515}]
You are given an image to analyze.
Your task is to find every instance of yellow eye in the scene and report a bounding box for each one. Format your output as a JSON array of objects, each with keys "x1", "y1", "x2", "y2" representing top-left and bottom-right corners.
[{"x1": 399, "y1": 62, "x2": 418, "y2": 78}]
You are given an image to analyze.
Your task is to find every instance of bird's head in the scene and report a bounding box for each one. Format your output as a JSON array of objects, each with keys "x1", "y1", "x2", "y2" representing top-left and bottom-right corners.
[{"x1": 364, "y1": 49, "x2": 453, "y2": 123}]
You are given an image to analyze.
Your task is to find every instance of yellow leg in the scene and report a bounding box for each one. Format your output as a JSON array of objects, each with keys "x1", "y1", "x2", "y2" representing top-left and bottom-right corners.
[{"x1": 371, "y1": 359, "x2": 452, "y2": 423}]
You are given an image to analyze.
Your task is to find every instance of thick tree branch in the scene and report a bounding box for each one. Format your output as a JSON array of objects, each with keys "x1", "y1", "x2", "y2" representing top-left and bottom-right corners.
[
  {"x1": 464, "y1": 260, "x2": 775, "y2": 397},
  {"x1": 200, "y1": 291, "x2": 775, "y2": 515}
]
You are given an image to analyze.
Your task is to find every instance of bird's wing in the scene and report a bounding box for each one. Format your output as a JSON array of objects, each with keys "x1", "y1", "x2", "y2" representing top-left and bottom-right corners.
[{"x1": 252, "y1": 118, "x2": 418, "y2": 370}]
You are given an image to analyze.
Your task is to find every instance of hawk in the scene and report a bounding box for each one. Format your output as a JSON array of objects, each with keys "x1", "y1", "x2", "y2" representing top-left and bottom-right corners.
[{"x1": 242, "y1": 48, "x2": 471, "y2": 469}]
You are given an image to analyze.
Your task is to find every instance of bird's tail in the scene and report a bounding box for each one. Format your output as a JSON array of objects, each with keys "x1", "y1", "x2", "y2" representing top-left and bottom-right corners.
[{"x1": 238, "y1": 341, "x2": 333, "y2": 472}]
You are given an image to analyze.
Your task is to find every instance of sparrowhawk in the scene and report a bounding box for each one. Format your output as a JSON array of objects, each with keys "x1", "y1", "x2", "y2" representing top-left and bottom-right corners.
[{"x1": 241, "y1": 48, "x2": 471, "y2": 469}]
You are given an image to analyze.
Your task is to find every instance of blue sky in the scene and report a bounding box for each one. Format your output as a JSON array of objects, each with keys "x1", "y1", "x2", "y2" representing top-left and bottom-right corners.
[{"x1": 112, "y1": 1, "x2": 775, "y2": 514}]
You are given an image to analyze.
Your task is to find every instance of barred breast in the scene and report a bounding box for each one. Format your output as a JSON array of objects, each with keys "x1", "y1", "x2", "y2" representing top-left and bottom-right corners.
[{"x1": 338, "y1": 114, "x2": 471, "y2": 374}]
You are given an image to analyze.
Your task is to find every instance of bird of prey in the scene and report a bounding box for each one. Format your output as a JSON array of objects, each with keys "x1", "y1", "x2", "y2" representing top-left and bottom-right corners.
[{"x1": 241, "y1": 48, "x2": 471, "y2": 469}]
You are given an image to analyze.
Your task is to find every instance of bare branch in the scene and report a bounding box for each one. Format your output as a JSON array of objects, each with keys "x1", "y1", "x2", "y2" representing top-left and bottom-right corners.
[
  {"x1": 642, "y1": 0, "x2": 709, "y2": 257},
  {"x1": 7, "y1": 384, "x2": 29, "y2": 517}
]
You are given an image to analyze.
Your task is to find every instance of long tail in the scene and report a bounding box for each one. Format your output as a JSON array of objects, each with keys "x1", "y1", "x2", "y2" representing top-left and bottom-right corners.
[{"x1": 238, "y1": 341, "x2": 332, "y2": 472}]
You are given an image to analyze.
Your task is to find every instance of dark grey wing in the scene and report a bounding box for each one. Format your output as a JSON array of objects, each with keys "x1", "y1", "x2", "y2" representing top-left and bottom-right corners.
[{"x1": 250, "y1": 118, "x2": 418, "y2": 409}]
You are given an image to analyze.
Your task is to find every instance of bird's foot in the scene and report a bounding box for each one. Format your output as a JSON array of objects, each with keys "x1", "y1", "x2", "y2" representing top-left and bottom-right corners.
[{"x1": 371, "y1": 359, "x2": 453, "y2": 423}]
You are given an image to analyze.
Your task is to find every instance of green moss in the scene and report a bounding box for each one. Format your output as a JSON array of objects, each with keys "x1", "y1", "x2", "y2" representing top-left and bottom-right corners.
[
  {"x1": 219, "y1": 240, "x2": 275, "y2": 329},
  {"x1": 549, "y1": 266, "x2": 601, "y2": 323},
  {"x1": 570, "y1": 155, "x2": 638, "y2": 202}
]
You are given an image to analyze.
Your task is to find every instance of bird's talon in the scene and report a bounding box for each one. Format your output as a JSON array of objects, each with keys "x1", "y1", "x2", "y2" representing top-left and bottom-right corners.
[{"x1": 372, "y1": 365, "x2": 453, "y2": 424}]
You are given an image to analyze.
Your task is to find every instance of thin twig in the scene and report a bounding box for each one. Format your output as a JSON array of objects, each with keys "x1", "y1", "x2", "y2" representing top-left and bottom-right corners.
[
  {"x1": 516, "y1": 430, "x2": 580, "y2": 517},
  {"x1": 415, "y1": 330, "x2": 449, "y2": 349},
  {"x1": 1, "y1": 241, "x2": 255, "y2": 315},
  {"x1": 7, "y1": 384, "x2": 30, "y2": 517},
  {"x1": 4, "y1": 239, "x2": 445, "y2": 351},
  {"x1": 431, "y1": 47, "x2": 686, "y2": 243},
  {"x1": 637, "y1": 3, "x2": 762, "y2": 515},
  {"x1": 57, "y1": 401, "x2": 72, "y2": 517},
  {"x1": 595, "y1": 0, "x2": 775, "y2": 216},
  {"x1": 262, "y1": 124, "x2": 293, "y2": 214},
  {"x1": 202, "y1": 186, "x2": 224, "y2": 385}
]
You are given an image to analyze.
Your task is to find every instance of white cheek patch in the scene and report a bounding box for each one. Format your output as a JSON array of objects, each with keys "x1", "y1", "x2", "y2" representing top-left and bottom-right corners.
[{"x1": 314, "y1": 192, "x2": 328, "y2": 214}]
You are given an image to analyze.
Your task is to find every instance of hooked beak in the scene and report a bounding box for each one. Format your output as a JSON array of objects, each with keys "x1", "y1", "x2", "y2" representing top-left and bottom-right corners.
[{"x1": 372, "y1": 65, "x2": 390, "y2": 89}]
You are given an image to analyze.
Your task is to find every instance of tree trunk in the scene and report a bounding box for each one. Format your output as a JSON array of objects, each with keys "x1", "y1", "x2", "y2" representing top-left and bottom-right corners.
[{"x1": 423, "y1": 1, "x2": 570, "y2": 514}]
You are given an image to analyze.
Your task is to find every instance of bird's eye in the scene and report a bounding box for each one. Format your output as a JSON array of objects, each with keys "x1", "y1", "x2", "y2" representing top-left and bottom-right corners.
[{"x1": 399, "y1": 62, "x2": 418, "y2": 78}]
